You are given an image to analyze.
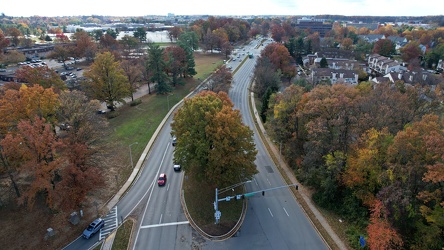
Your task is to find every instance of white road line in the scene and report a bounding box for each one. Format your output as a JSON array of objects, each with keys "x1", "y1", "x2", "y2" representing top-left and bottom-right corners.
[
  {"x1": 254, "y1": 178, "x2": 258, "y2": 187},
  {"x1": 132, "y1": 143, "x2": 170, "y2": 250},
  {"x1": 167, "y1": 183, "x2": 170, "y2": 191},
  {"x1": 267, "y1": 178, "x2": 271, "y2": 186},
  {"x1": 268, "y1": 208, "x2": 273, "y2": 217},
  {"x1": 141, "y1": 221, "x2": 190, "y2": 229},
  {"x1": 283, "y1": 207, "x2": 289, "y2": 217},
  {"x1": 159, "y1": 214, "x2": 163, "y2": 224}
]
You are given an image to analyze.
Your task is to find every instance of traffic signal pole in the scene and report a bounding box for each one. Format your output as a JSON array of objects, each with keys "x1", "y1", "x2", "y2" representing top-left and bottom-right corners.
[{"x1": 214, "y1": 183, "x2": 298, "y2": 224}]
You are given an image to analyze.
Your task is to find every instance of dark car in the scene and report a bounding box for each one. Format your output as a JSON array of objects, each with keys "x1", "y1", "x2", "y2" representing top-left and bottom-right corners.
[
  {"x1": 174, "y1": 163, "x2": 181, "y2": 172},
  {"x1": 158, "y1": 173, "x2": 167, "y2": 186},
  {"x1": 82, "y1": 218, "x2": 105, "y2": 239},
  {"x1": 172, "y1": 136, "x2": 177, "y2": 146}
]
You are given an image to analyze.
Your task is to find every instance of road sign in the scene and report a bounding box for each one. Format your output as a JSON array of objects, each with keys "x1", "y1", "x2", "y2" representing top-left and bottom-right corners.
[
  {"x1": 215, "y1": 211, "x2": 221, "y2": 220},
  {"x1": 359, "y1": 236, "x2": 366, "y2": 247}
]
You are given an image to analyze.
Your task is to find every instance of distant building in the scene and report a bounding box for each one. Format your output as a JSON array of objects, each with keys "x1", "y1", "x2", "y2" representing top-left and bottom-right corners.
[{"x1": 294, "y1": 19, "x2": 332, "y2": 37}]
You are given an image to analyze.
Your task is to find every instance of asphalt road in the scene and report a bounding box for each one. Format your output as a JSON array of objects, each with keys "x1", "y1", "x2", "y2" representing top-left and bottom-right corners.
[
  {"x1": 202, "y1": 39, "x2": 328, "y2": 250},
  {"x1": 63, "y1": 38, "x2": 328, "y2": 250}
]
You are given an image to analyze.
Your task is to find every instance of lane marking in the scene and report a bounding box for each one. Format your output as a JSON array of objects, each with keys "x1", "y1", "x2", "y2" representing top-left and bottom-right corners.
[
  {"x1": 167, "y1": 183, "x2": 170, "y2": 191},
  {"x1": 283, "y1": 207, "x2": 289, "y2": 217},
  {"x1": 267, "y1": 178, "x2": 271, "y2": 186},
  {"x1": 254, "y1": 178, "x2": 259, "y2": 187},
  {"x1": 268, "y1": 208, "x2": 274, "y2": 217},
  {"x1": 159, "y1": 214, "x2": 163, "y2": 224},
  {"x1": 132, "y1": 143, "x2": 170, "y2": 250},
  {"x1": 141, "y1": 221, "x2": 190, "y2": 229}
]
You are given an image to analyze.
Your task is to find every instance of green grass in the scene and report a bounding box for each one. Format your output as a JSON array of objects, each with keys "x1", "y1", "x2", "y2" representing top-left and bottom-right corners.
[
  {"x1": 183, "y1": 173, "x2": 243, "y2": 235},
  {"x1": 112, "y1": 219, "x2": 134, "y2": 250},
  {"x1": 107, "y1": 52, "x2": 225, "y2": 246}
]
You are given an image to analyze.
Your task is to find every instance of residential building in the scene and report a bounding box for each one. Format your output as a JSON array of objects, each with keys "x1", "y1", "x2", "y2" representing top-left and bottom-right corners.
[{"x1": 310, "y1": 68, "x2": 359, "y2": 85}]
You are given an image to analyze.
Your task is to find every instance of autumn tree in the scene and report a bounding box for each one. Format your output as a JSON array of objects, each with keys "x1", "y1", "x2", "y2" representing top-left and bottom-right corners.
[
  {"x1": 54, "y1": 91, "x2": 107, "y2": 210},
  {"x1": 341, "y1": 37, "x2": 353, "y2": 50},
  {"x1": 208, "y1": 65, "x2": 232, "y2": 93},
  {"x1": 164, "y1": 46, "x2": 186, "y2": 87},
  {"x1": 7, "y1": 27, "x2": 22, "y2": 46},
  {"x1": 0, "y1": 85, "x2": 59, "y2": 135},
  {"x1": 171, "y1": 91, "x2": 257, "y2": 187},
  {"x1": 15, "y1": 65, "x2": 66, "y2": 91},
  {"x1": 72, "y1": 30, "x2": 97, "y2": 61},
  {"x1": 83, "y1": 51, "x2": 130, "y2": 110},
  {"x1": 253, "y1": 57, "x2": 281, "y2": 98},
  {"x1": 372, "y1": 38, "x2": 395, "y2": 57},
  {"x1": 48, "y1": 44, "x2": 73, "y2": 67},
  {"x1": 367, "y1": 199, "x2": 403, "y2": 250},
  {"x1": 400, "y1": 41, "x2": 422, "y2": 64},
  {"x1": 1, "y1": 116, "x2": 64, "y2": 209},
  {"x1": 120, "y1": 59, "x2": 142, "y2": 102},
  {"x1": 168, "y1": 26, "x2": 183, "y2": 42},
  {"x1": 261, "y1": 42, "x2": 295, "y2": 80},
  {"x1": 344, "y1": 128, "x2": 393, "y2": 206},
  {"x1": 271, "y1": 24, "x2": 285, "y2": 43}
]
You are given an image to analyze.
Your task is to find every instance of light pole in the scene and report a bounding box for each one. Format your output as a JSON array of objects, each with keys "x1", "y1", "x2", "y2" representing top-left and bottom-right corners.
[
  {"x1": 129, "y1": 142, "x2": 138, "y2": 168},
  {"x1": 167, "y1": 93, "x2": 174, "y2": 111}
]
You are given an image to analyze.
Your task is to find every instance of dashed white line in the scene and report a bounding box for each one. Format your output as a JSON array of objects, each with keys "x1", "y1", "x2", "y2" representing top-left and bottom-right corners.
[
  {"x1": 268, "y1": 208, "x2": 273, "y2": 217},
  {"x1": 267, "y1": 178, "x2": 271, "y2": 186},
  {"x1": 167, "y1": 183, "x2": 170, "y2": 191},
  {"x1": 159, "y1": 214, "x2": 163, "y2": 224},
  {"x1": 254, "y1": 178, "x2": 259, "y2": 187},
  {"x1": 283, "y1": 207, "x2": 289, "y2": 217}
]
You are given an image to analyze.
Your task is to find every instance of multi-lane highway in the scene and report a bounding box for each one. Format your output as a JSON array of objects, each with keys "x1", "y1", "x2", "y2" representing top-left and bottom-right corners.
[{"x1": 64, "y1": 38, "x2": 328, "y2": 250}]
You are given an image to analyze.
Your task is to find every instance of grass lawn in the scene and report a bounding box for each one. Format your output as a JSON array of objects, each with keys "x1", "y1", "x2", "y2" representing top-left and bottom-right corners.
[
  {"x1": 112, "y1": 219, "x2": 134, "y2": 250},
  {"x1": 182, "y1": 172, "x2": 244, "y2": 235}
]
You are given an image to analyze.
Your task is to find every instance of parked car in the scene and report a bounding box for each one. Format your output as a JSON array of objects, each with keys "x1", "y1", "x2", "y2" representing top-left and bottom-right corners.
[
  {"x1": 158, "y1": 173, "x2": 167, "y2": 186},
  {"x1": 82, "y1": 218, "x2": 105, "y2": 239},
  {"x1": 174, "y1": 163, "x2": 181, "y2": 172}
]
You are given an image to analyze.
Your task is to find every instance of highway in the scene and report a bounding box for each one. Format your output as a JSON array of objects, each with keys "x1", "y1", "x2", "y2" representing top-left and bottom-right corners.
[{"x1": 63, "y1": 38, "x2": 328, "y2": 250}]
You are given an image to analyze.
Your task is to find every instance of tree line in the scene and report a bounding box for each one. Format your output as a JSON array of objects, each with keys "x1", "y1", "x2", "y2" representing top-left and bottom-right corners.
[{"x1": 264, "y1": 81, "x2": 444, "y2": 249}]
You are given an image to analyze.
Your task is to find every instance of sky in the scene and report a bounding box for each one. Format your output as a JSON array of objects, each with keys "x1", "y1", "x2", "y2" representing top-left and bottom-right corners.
[{"x1": 1, "y1": 0, "x2": 443, "y2": 17}]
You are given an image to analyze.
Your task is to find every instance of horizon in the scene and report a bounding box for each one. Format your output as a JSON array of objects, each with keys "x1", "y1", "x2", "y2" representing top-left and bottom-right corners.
[{"x1": 2, "y1": 0, "x2": 443, "y2": 18}]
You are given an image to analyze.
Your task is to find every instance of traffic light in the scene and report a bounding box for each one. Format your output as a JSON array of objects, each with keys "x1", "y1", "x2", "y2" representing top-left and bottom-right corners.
[{"x1": 262, "y1": 191, "x2": 265, "y2": 196}]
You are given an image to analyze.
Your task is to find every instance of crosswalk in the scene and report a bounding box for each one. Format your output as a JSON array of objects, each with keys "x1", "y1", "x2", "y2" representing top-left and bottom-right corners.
[{"x1": 99, "y1": 206, "x2": 118, "y2": 240}]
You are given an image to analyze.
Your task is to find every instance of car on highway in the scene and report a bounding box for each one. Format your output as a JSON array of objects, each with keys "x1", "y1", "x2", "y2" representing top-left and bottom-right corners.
[
  {"x1": 82, "y1": 218, "x2": 105, "y2": 239},
  {"x1": 158, "y1": 173, "x2": 167, "y2": 186},
  {"x1": 173, "y1": 163, "x2": 181, "y2": 172},
  {"x1": 172, "y1": 136, "x2": 177, "y2": 146}
]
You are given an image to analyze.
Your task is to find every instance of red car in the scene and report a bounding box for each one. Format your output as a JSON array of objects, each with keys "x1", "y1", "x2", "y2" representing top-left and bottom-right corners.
[{"x1": 158, "y1": 173, "x2": 167, "y2": 186}]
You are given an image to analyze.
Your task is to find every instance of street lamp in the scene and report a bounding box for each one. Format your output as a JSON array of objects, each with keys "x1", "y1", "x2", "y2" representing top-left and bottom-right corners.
[
  {"x1": 167, "y1": 93, "x2": 174, "y2": 111},
  {"x1": 129, "y1": 142, "x2": 138, "y2": 168}
]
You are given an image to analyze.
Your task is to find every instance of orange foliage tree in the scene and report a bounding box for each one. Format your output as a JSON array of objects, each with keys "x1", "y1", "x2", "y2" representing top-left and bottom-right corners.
[{"x1": 367, "y1": 199, "x2": 403, "y2": 250}]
